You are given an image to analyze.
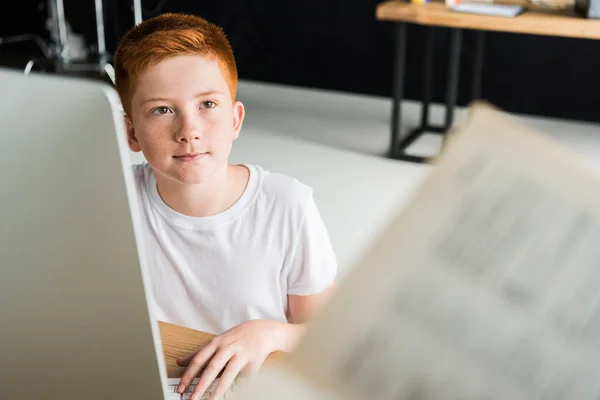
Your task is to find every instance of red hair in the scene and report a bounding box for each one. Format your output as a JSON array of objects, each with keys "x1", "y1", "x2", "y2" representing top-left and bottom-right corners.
[{"x1": 114, "y1": 13, "x2": 238, "y2": 116}]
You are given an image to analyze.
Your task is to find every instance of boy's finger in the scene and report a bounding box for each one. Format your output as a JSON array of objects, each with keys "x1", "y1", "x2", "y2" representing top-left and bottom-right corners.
[
  {"x1": 177, "y1": 351, "x2": 198, "y2": 367},
  {"x1": 178, "y1": 343, "x2": 217, "y2": 392},
  {"x1": 190, "y1": 349, "x2": 234, "y2": 400},
  {"x1": 208, "y1": 356, "x2": 245, "y2": 400}
]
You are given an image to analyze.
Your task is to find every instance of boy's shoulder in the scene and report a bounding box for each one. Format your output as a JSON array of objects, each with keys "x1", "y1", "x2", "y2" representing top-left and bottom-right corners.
[{"x1": 251, "y1": 164, "x2": 314, "y2": 211}]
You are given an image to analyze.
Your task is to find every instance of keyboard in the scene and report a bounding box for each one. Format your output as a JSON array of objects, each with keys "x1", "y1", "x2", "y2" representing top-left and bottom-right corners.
[{"x1": 167, "y1": 377, "x2": 233, "y2": 399}]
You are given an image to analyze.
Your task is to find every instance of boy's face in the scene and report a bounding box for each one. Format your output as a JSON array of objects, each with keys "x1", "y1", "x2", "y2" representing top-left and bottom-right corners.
[{"x1": 126, "y1": 54, "x2": 244, "y2": 185}]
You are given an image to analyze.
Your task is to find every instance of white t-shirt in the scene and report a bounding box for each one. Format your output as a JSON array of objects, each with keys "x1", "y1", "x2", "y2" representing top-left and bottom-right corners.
[{"x1": 132, "y1": 163, "x2": 337, "y2": 334}]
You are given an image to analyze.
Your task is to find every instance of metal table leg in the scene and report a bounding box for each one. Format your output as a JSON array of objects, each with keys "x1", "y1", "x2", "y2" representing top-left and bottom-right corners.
[
  {"x1": 471, "y1": 30, "x2": 486, "y2": 100},
  {"x1": 387, "y1": 25, "x2": 467, "y2": 163},
  {"x1": 420, "y1": 27, "x2": 435, "y2": 132},
  {"x1": 390, "y1": 27, "x2": 463, "y2": 163},
  {"x1": 444, "y1": 28, "x2": 462, "y2": 130},
  {"x1": 390, "y1": 22, "x2": 407, "y2": 159},
  {"x1": 392, "y1": 26, "x2": 441, "y2": 163}
]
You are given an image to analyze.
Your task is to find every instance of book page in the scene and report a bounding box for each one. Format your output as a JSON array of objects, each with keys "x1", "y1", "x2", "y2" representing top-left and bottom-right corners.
[{"x1": 257, "y1": 104, "x2": 600, "y2": 400}]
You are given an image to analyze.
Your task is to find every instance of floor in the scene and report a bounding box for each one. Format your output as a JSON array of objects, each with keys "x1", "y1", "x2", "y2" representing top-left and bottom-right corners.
[{"x1": 235, "y1": 79, "x2": 600, "y2": 169}]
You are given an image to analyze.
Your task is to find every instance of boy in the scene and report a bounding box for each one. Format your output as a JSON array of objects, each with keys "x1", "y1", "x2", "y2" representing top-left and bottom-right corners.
[{"x1": 113, "y1": 13, "x2": 337, "y2": 400}]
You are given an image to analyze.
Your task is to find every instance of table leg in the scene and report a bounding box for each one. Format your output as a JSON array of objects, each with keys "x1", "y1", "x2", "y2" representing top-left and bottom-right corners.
[
  {"x1": 390, "y1": 22, "x2": 407, "y2": 158},
  {"x1": 444, "y1": 28, "x2": 463, "y2": 131},
  {"x1": 388, "y1": 27, "x2": 465, "y2": 163},
  {"x1": 471, "y1": 30, "x2": 486, "y2": 100},
  {"x1": 391, "y1": 26, "x2": 447, "y2": 163},
  {"x1": 393, "y1": 26, "x2": 443, "y2": 163},
  {"x1": 419, "y1": 27, "x2": 436, "y2": 130}
]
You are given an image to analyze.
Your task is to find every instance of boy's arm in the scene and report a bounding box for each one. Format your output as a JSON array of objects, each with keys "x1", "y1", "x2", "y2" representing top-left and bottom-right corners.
[
  {"x1": 288, "y1": 284, "x2": 336, "y2": 324},
  {"x1": 279, "y1": 190, "x2": 338, "y2": 352},
  {"x1": 278, "y1": 283, "x2": 337, "y2": 352},
  {"x1": 176, "y1": 291, "x2": 336, "y2": 399}
]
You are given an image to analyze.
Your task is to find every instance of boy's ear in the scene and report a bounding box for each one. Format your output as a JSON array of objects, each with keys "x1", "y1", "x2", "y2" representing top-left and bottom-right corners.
[
  {"x1": 124, "y1": 116, "x2": 142, "y2": 152},
  {"x1": 232, "y1": 101, "x2": 245, "y2": 141}
]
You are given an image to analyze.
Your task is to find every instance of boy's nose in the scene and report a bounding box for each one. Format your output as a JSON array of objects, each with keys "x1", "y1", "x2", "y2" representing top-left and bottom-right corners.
[
  {"x1": 176, "y1": 117, "x2": 202, "y2": 143},
  {"x1": 176, "y1": 132, "x2": 200, "y2": 143}
]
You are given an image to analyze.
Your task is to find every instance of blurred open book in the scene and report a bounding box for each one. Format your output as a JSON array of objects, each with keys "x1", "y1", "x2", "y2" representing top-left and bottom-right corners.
[{"x1": 234, "y1": 103, "x2": 600, "y2": 400}]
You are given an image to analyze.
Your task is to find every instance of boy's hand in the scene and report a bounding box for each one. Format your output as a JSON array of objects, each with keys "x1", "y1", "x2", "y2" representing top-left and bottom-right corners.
[{"x1": 176, "y1": 319, "x2": 295, "y2": 400}]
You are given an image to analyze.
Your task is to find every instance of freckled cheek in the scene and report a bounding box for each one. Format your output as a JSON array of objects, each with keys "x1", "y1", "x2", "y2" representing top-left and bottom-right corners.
[
  {"x1": 138, "y1": 121, "x2": 176, "y2": 155},
  {"x1": 142, "y1": 119, "x2": 175, "y2": 139}
]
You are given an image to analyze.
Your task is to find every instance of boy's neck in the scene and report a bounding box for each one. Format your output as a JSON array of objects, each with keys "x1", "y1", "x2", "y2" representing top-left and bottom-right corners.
[{"x1": 154, "y1": 164, "x2": 250, "y2": 217}]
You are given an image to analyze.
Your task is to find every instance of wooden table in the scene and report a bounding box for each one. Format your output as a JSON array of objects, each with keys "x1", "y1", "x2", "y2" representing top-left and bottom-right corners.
[
  {"x1": 376, "y1": 1, "x2": 600, "y2": 162},
  {"x1": 158, "y1": 321, "x2": 285, "y2": 378},
  {"x1": 159, "y1": 321, "x2": 216, "y2": 378}
]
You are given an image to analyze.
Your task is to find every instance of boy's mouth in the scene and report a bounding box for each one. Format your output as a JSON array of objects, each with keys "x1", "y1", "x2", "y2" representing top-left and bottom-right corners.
[{"x1": 173, "y1": 152, "x2": 207, "y2": 162}]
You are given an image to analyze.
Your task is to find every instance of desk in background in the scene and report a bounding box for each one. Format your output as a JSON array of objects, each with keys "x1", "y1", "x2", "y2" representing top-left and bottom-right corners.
[{"x1": 376, "y1": 1, "x2": 600, "y2": 162}]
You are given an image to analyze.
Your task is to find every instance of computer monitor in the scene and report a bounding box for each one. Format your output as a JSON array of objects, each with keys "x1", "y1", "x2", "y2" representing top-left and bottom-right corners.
[{"x1": 0, "y1": 68, "x2": 168, "y2": 399}]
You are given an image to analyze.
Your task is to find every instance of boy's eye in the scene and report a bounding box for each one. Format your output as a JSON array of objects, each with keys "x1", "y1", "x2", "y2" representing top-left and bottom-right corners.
[
  {"x1": 201, "y1": 101, "x2": 216, "y2": 109},
  {"x1": 152, "y1": 106, "x2": 172, "y2": 116}
]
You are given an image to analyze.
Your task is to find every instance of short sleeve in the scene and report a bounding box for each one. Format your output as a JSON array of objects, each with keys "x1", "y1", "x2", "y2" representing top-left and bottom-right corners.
[{"x1": 286, "y1": 194, "x2": 338, "y2": 295}]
